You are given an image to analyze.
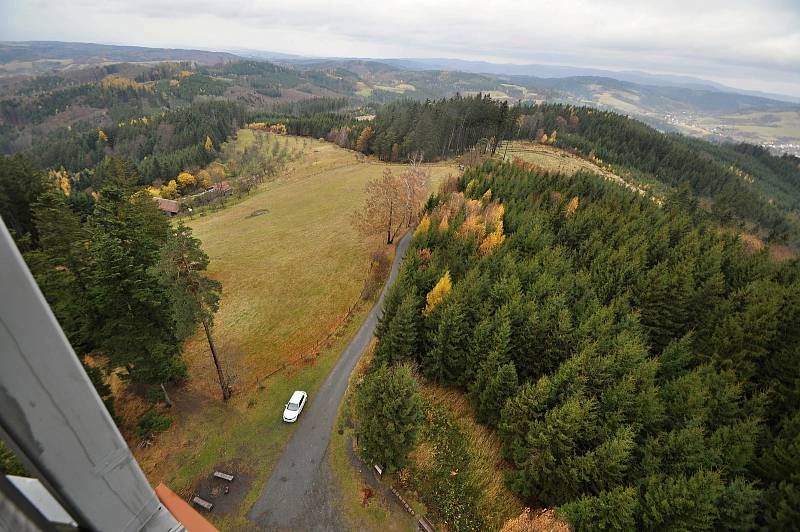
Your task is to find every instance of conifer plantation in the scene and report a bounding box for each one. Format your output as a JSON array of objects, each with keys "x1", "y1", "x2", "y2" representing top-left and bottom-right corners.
[{"x1": 373, "y1": 160, "x2": 800, "y2": 530}]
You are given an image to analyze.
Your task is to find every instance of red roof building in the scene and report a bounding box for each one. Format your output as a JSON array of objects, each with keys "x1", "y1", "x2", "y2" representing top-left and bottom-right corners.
[{"x1": 154, "y1": 197, "x2": 180, "y2": 216}]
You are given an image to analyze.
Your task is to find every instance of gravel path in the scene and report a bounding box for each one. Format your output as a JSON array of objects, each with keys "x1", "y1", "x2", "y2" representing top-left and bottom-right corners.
[{"x1": 247, "y1": 231, "x2": 413, "y2": 531}]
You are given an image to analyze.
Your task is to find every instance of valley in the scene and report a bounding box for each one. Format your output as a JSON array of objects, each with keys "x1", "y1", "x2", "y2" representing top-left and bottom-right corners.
[
  {"x1": 1, "y1": 37, "x2": 799, "y2": 532},
  {"x1": 126, "y1": 133, "x2": 455, "y2": 530}
]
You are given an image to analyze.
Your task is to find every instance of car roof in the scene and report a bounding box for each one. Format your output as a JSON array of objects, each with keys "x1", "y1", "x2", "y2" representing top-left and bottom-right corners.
[{"x1": 289, "y1": 390, "x2": 305, "y2": 403}]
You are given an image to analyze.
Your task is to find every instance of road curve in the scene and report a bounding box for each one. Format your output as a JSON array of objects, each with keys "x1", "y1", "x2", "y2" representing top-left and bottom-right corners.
[{"x1": 247, "y1": 230, "x2": 414, "y2": 531}]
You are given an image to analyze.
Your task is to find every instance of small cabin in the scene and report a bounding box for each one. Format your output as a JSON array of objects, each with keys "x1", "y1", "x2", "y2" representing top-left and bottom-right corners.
[{"x1": 154, "y1": 197, "x2": 180, "y2": 217}]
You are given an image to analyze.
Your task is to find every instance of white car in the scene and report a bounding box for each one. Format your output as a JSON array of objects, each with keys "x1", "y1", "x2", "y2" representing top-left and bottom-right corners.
[{"x1": 282, "y1": 390, "x2": 308, "y2": 422}]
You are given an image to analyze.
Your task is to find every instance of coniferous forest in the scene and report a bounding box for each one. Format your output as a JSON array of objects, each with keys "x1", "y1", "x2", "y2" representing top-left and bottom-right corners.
[{"x1": 374, "y1": 160, "x2": 800, "y2": 530}]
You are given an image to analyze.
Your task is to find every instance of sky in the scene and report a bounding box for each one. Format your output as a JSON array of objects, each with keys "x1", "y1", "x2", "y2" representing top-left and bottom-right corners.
[{"x1": 2, "y1": 0, "x2": 800, "y2": 97}]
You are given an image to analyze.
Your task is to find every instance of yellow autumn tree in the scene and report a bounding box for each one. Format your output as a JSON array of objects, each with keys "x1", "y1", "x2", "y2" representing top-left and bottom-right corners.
[
  {"x1": 414, "y1": 213, "x2": 431, "y2": 237},
  {"x1": 50, "y1": 168, "x2": 71, "y2": 196},
  {"x1": 98, "y1": 129, "x2": 108, "y2": 142},
  {"x1": 481, "y1": 188, "x2": 493, "y2": 203},
  {"x1": 565, "y1": 196, "x2": 579, "y2": 217},
  {"x1": 161, "y1": 180, "x2": 179, "y2": 199},
  {"x1": 204, "y1": 136, "x2": 214, "y2": 152},
  {"x1": 197, "y1": 169, "x2": 212, "y2": 189},
  {"x1": 208, "y1": 163, "x2": 227, "y2": 182},
  {"x1": 424, "y1": 271, "x2": 452, "y2": 316},
  {"x1": 550, "y1": 131, "x2": 558, "y2": 144},
  {"x1": 464, "y1": 179, "x2": 478, "y2": 197},
  {"x1": 176, "y1": 172, "x2": 197, "y2": 192},
  {"x1": 355, "y1": 126, "x2": 374, "y2": 153},
  {"x1": 541, "y1": 133, "x2": 548, "y2": 144},
  {"x1": 479, "y1": 220, "x2": 506, "y2": 255},
  {"x1": 458, "y1": 215, "x2": 485, "y2": 238},
  {"x1": 269, "y1": 123, "x2": 288, "y2": 135}
]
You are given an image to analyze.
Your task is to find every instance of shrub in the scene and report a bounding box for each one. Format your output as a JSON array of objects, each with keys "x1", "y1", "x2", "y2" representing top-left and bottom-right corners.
[{"x1": 136, "y1": 410, "x2": 173, "y2": 438}]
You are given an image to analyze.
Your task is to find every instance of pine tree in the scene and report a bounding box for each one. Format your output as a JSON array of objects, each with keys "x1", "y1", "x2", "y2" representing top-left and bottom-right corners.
[
  {"x1": 558, "y1": 486, "x2": 638, "y2": 531},
  {"x1": 153, "y1": 222, "x2": 228, "y2": 399},
  {"x1": 374, "y1": 289, "x2": 422, "y2": 365},
  {"x1": 471, "y1": 359, "x2": 518, "y2": 426},
  {"x1": 353, "y1": 364, "x2": 424, "y2": 471},
  {"x1": 85, "y1": 187, "x2": 184, "y2": 385},
  {"x1": 424, "y1": 300, "x2": 469, "y2": 383},
  {"x1": 640, "y1": 471, "x2": 723, "y2": 531}
]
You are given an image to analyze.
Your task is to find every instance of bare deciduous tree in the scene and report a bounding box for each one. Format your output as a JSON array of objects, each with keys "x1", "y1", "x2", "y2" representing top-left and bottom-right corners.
[{"x1": 351, "y1": 157, "x2": 430, "y2": 244}]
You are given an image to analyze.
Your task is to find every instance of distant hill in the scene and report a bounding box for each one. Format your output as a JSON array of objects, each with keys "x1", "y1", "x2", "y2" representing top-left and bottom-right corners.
[
  {"x1": 1, "y1": 41, "x2": 798, "y2": 151},
  {"x1": 380, "y1": 57, "x2": 800, "y2": 104},
  {"x1": 0, "y1": 41, "x2": 240, "y2": 76}
]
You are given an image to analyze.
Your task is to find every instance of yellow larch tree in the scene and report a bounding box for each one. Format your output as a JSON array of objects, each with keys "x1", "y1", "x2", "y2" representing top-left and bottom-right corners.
[
  {"x1": 479, "y1": 220, "x2": 506, "y2": 256},
  {"x1": 414, "y1": 213, "x2": 431, "y2": 237},
  {"x1": 424, "y1": 271, "x2": 452, "y2": 316},
  {"x1": 355, "y1": 126, "x2": 374, "y2": 153},
  {"x1": 565, "y1": 196, "x2": 579, "y2": 218}
]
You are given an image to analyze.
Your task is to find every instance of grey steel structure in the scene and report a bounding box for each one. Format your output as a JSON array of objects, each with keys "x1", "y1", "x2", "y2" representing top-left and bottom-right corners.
[{"x1": 0, "y1": 217, "x2": 185, "y2": 532}]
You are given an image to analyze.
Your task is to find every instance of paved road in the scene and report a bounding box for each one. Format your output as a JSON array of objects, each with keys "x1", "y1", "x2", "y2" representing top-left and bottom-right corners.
[{"x1": 247, "y1": 231, "x2": 413, "y2": 531}]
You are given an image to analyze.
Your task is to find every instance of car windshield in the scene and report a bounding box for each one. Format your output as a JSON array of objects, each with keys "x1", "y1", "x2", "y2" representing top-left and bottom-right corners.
[{"x1": 287, "y1": 402, "x2": 299, "y2": 411}]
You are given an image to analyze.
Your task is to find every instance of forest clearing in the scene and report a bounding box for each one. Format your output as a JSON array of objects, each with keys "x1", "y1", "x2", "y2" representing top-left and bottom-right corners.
[{"x1": 124, "y1": 133, "x2": 456, "y2": 529}]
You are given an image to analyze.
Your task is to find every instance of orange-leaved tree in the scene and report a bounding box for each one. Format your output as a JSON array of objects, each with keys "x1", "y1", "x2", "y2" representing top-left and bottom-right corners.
[{"x1": 352, "y1": 169, "x2": 405, "y2": 244}]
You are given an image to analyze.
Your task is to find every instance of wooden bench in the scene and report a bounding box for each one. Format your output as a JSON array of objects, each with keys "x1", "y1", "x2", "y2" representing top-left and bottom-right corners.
[
  {"x1": 192, "y1": 496, "x2": 213, "y2": 511},
  {"x1": 418, "y1": 516, "x2": 435, "y2": 532},
  {"x1": 213, "y1": 471, "x2": 234, "y2": 482}
]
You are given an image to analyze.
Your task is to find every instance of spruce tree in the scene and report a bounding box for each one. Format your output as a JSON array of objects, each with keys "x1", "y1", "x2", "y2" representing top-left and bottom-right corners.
[
  {"x1": 639, "y1": 471, "x2": 724, "y2": 531},
  {"x1": 153, "y1": 222, "x2": 228, "y2": 399},
  {"x1": 424, "y1": 299, "x2": 469, "y2": 384},
  {"x1": 558, "y1": 486, "x2": 638, "y2": 532},
  {"x1": 716, "y1": 478, "x2": 761, "y2": 532},
  {"x1": 471, "y1": 359, "x2": 518, "y2": 426},
  {"x1": 374, "y1": 289, "x2": 422, "y2": 365},
  {"x1": 86, "y1": 187, "x2": 184, "y2": 385},
  {"x1": 353, "y1": 364, "x2": 424, "y2": 471}
]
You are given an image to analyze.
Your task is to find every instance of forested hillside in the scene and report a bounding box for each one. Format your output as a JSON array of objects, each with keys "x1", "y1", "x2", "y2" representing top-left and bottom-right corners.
[
  {"x1": 34, "y1": 100, "x2": 246, "y2": 184},
  {"x1": 371, "y1": 160, "x2": 800, "y2": 530},
  {"x1": 347, "y1": 96, "x2": 800, "y2": 246}
]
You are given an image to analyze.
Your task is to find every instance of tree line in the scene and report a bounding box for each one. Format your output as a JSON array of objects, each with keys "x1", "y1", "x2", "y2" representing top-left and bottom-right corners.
[
  {"x1": 31, "y1": 100, "x2": 246, "y2": 188},
  {"x1": 256, "y1": 94, "x2": 798, "y2": 244},
  {"x1": 366, "y1": 160, "x2": 800, "y2": 530},
  {"x1": 0, "y1": 154, "x2": 229, "y2": 407}
]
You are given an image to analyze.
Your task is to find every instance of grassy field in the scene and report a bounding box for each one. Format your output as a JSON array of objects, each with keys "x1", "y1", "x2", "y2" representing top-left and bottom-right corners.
[
  {"x1": 374, "y1": 83, "x2": 416, "y2": 94},
  {"x1": 128, "y1": 133, "x2": 456, "y2": 528},
  {"x1": 707, "y1": 110, "x2": 800, "y2": 143},
  {"x1": 501, "y1": 140, "x2": 659, "y2": 201}
]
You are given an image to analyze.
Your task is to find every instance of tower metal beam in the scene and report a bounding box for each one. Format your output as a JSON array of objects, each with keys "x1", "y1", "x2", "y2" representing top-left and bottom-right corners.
[{"x1": 0, "y1": 217, "x2": 184, "y2": 532}]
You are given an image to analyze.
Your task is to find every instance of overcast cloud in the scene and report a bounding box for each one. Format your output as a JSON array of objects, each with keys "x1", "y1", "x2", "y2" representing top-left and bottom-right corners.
[{"x1": 2, "y1": 0, "x2": 799, "y2": 96}]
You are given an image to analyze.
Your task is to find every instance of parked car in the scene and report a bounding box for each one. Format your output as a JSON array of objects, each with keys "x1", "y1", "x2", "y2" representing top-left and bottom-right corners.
[{"x1": 283, "y1": 390, "x2": 308, "y2": 422}]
